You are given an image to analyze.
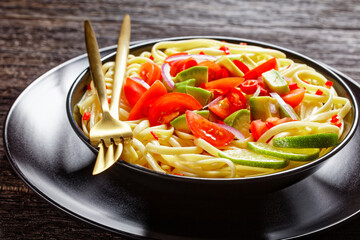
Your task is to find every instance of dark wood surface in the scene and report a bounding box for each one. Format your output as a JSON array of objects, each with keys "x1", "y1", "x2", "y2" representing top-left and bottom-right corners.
[{"x1": 1, "y1": 0, "x2": 360, "y2": 239}]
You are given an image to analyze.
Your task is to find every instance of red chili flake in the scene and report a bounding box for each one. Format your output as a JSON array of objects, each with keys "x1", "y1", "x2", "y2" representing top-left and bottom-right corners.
[
  {"x1": 239, "y1": 42, "x2": 247, "y2": 46},
  {"x1": 325, "y1": 81, "x2": 333, "y2": 88},
  {"x1": 174, "y1": 172, "x2": 184, "y2": 176},
  {"x1": 108, "y1": 98, "x2": 111, "y2": 104},
  {"x1": 199, "y1": 51, "x2": 205, "y2": 55},
  {"x1": 149, "y1": 55, "x2": 154, "y2": 60},
  {"x1": 315, "y1": 89, "x2": 323, "y2": 95},
  {"x1": 82, "y1": 112, "x2": 91, "y2": 121},
  {"x1": 334, "y1": 121, "x2": 342, "y2": 128},
  {"x1": 87, "y1": 82, "x2": 91, "y2": 90},
  {"x1": 105, "y1": 85, "x2": 108, "y2": 89},
  {"x1": 219, "y1": 45, "x2": 230, "y2": 55},
  {"x1": 331, "y1": 114, "x2": 339, "y2": 122},
  {"x1": 288, "y1": 82, "x2": 299, "y2": 91},
  {"x1": 286, "y1": 64, "x2": 291, "y2": 69},
  {"x1": 150, "y1": 131, "x2": 159, "y2": 140}
]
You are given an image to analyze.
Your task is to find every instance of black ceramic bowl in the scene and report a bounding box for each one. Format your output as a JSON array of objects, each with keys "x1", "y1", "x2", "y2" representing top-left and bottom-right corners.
[{"x1": 67, "y1": 36, "x2": 358, "y2": 196}]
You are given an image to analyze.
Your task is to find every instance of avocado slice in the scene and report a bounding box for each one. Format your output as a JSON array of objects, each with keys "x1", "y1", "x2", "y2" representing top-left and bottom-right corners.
[
  {"x1": 185, "y1": 86, "x2": 213, "y2": 106},
  {"x1": 224, "y1": 109, "x2": 251, "y2": 137},
  {"x1": 170, "y1": 110, "x2": 210, "y2": 133},
  {"x1": 174, "y1": 79, "x2": 196, "y2": 93},
  {"x1": 262, "y1": 69, "x2": 290, "y2": 95},
  {"x1": 249, "y1": 96, "x2": 280, "y2": 121},
  {"x1": 175, "y1": 66, "x2": 208, "y2": 86},
  {"x1": 216, "y1": 56, "x2": 244, "y2": 77}
]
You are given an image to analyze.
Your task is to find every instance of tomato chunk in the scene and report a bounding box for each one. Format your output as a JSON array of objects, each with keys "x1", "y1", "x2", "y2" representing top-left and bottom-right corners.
[
  {"x1": 128, "y1": 80, "x2": 167, "y2": 120},
  {"x1": 124, "y1": 77, "x2": 149, "y2": 106},
  {"x1": 169, "y1": 57, "x2": 198, "y2": 77},
  {"x1": 139, "y1": 62, "x2": 162, "y2": 86},
  {"x1": 198, "y1": 60, "x2": 221, "y2": 81},
  {"x1": 186, "y1": 110, "x2": 234, "y2": 146},
  {"x1": 208, "y1": 87, "x2": 246, "y2": 119},
  {"x1": 243, "y1": 58, "x2": 277, "y2": 80},
  {"x1": 148, "y1": 92, "x2": 202, "y2": 126},
  {"x1": 281, "y1": 88, "x2": 305, "y2": 108}
]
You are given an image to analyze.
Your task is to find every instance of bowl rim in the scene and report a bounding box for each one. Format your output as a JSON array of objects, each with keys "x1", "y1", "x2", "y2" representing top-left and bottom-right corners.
[{"x1": 66, "y1": 36, "x2": 359, "y2": 183}]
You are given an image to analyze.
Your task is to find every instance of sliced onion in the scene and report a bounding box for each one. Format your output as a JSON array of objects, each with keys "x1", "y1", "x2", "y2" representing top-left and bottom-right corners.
[
  {"x1": 203, "y1": 95, "x2": 224, "y2": 109},
  {"x1": 269, "y1": 92, "x2": 298, "y2": 120},
  {"x1": 217, "y1": 123, "x2": 245, "y2": 141},
  {"x1": 252, "y1": 86, "x2": 261, "y2": 97},
  {"x1": 161, "y1": 63, "x2": 175, "y2": 89},
  {"x1": 166, "y1": 54, "x2": 218, "y2": 63},
  {"x1": 129, "y1": 76, "x2": 150, "y2": 89}
]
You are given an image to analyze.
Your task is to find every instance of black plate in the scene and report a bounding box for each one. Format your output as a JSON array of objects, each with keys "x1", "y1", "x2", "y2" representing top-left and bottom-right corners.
[{"x1": 3, "y1": 40, "x2": 360, "y2": 239}]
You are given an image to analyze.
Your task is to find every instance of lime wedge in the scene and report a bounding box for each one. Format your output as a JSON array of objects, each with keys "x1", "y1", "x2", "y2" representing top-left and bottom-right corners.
[
  {"x1": 219, "y1": 149, "x2": 288, "y2": 169},
  {"x1": 247, "y1": 142, "x2": 319, "y2": 161},
  {"x1": 272, "y1": 133, "x2": 338, "y2": 148}
]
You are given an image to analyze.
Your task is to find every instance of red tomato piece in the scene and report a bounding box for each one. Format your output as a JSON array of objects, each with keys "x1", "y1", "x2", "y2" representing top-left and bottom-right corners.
[
  {"x1": 128, "y1": 80, "x2": 167, "y2": 120},
  {"x1": 226, "y1": 87, "x2": 247, "y2": 109},
  {"x1": 169, "y1": 57, "x2": 198, "y2": 77},
  {"x1": 243, "y1": 58, "x2": 278, "y2": 80},
  {"x1": 148, "y1": 92, "x2": 202, "y2": 126},
  {"x1": 186, "y1": 110, "x2": 234, "y2": 146},
  {"x1": 215, "y1": 68, "x2": 229, "y2": 80},
  {"x1": 124, "y1": 77, "x2": 149, "y2": 106},
  {"x1": 240, "y1": 80, "x2": 258, "y2": 94},
  {"x1": 288, "y1": 82, "x2": 299, "y2": 91},
  {"x1": 208, "y1": 88, "x2": 246, "y2": 119},
  {"x1": 281, "y1": 88, "x2": 305, "y2": 108},
  {"x1": 232, "y1": 59, "x2": 250, "y2": 73},
  {"x1": 139, "y1": 62, "x2": 162, "y2": 86},
  {"x1": 315, "y1": 89, "x2": 323, "y2": 95},
  {"x1": 198, "y1": 60, "x2": 221, "y2": 81},
  {"x1": 250, "y1": 120, "x2": 268, "y2": 141}
]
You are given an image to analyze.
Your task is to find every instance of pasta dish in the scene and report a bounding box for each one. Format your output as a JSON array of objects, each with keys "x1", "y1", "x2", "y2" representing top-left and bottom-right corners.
[{"x1": 76, "y1": 39, "x2": 351, "y2": 178}]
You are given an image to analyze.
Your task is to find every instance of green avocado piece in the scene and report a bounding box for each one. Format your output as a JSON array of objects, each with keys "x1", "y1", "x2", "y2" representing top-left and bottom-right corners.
[
  {"x1": 249, "y1": 96, "x2": 280, "y2": 121},
  {"x1": 174, "y1": 79, "x2": 196, "y2": 93},
  {"x1": 175, "y1": 66, "x2": 208, "y2": 86},
  {"x1": 185, "y1": 86, "x2": 213, "y2": 106},
  {"x1": 262, "y1": 69, "x2": 290, "y2": 95},
  {"x1": 170, "y1": 110, "x2": 210, "y2": 133},
  {"x1": 224, "y1": 109, "x2": 251, "y2": 138},
  {"x1": 279, "y1": 103, "x2": 299, "y2": 120},
  {"x1": 216, "y1": 56, "x2": 244, "y2": 77}
]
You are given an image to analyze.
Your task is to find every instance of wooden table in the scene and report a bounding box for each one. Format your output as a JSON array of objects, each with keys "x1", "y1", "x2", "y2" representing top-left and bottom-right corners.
[{"x1": 1, "y1": 0, "x2": 359, "y2": 239}]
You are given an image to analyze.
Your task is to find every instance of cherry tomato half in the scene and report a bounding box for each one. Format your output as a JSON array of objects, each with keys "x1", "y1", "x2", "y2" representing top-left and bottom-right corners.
[
  {"x1": 148, "y1": 92, "x2": 202, "y2": 126},
  {"x1": 208, "y1": 87, "x2": 246, "y2": 119},
  {"x1": 139, "y1": 62, "x2": 162, "y2": 85},
  {"x1": 128, "y1": 80, "x2": 167, "y2": 120},
  {"x1": 186, "y1": 110, "x2": 234, "y2": 146}
]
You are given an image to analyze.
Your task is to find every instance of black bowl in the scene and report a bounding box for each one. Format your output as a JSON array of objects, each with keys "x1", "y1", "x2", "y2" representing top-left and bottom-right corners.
[{"x1": 66, "y1": 36, "x2": 359, "y2": 196}]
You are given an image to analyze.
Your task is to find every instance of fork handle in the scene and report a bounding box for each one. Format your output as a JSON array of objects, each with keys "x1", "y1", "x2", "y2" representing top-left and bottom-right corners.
[
  {"x1": 84, "y1": 20, "x2": 109, "y2": 113},
  {"x1": 110, "y1": 14, "x2": 131, "y2": 118}
]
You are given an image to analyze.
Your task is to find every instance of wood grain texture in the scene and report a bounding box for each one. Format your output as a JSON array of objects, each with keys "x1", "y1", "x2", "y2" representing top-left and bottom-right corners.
[{"x1": 1, "y1": 0, "x2": 360, "y2": 239}]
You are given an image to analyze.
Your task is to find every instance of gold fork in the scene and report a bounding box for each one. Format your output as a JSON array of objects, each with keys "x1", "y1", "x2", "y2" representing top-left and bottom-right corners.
[{"x1": 84, "y1": 19, "x2": 132, "y2": 175}]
